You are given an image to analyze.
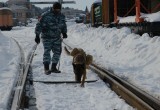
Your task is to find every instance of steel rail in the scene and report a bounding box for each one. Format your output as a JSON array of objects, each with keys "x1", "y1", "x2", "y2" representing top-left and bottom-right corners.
[
  {"x1": 90, "y1": 65, "x2": 153, "y2": 110},
  {"x1": 33, "y1": 80, "x2": 97, "y2": 84},
  {"x1": 10, "y1": 44, "x2": 37, "y2": 110},
  {"x1": 91, "y1": 63, "x2": 160, "y2": 110},
  {"x1": 63, "y1": 40, "x2": 160, "y2": 110},
  {"x1": 7, "y1": 38, "x2": 25, "y2": 110}
]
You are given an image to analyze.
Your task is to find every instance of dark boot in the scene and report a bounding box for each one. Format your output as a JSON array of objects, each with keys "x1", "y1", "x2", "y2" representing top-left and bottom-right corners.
[
  {"x1": 51, "y1": 63, "x2": 61, "y2": 73},
  {"x1": 44, "y1": 63, "x2": 51, "y2": 75}
]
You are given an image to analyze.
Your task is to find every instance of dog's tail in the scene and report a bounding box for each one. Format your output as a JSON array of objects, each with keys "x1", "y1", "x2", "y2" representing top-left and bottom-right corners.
[{"x1": 64, "y1": 46, "x2": 71, "y2": 56}]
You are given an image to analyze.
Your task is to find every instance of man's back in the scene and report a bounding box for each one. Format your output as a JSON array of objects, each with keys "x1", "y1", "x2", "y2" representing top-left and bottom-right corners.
[{"x1": 35, "y1": 8, "x2": 67, "y2": 38}]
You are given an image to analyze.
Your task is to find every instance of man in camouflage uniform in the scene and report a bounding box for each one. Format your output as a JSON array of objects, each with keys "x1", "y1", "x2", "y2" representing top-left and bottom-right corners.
[{"x1": 35, "y1": 2, "x2": 67, "y2": 75}]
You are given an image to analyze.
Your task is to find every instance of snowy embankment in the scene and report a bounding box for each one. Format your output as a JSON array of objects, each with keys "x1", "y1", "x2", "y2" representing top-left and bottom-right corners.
[
  {"x1": 66, "y1": 23, "x2": 160, "y2": 100},
  {"x1": 0, "y1": 31, "x2": 20, "y2": 109}
]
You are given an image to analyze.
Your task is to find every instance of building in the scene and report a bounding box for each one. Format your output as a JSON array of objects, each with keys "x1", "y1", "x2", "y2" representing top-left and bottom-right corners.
[
  {"x1": 7, "y1": 0, "x2": 36, "y2": 25},
  {"x1": 62, "y1": 7, "x2": 85, "y2": 19},
  {"x1": 4, "y1": 0, "x2": 86, "y2": 24},
  {"x1": 0, "y1": 2, "x2": 4, "y2": 8}
]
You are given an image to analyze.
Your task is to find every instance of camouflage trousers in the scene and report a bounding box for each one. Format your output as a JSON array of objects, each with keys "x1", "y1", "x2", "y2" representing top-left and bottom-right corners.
[{"x1": 42, "y1": 38, "x2": 62, "y2": 65}]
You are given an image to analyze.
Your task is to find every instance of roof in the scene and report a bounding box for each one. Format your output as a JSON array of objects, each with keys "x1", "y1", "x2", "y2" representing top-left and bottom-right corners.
[
  {"x1": 10, "y1": 4, "x2": 28, "y2": 10},
  {"x1": 0, "y1": 7, "x2": 12, "y2": 11}
]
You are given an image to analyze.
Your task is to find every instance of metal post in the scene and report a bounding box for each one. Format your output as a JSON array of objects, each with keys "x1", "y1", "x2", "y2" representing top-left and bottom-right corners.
[
  {"x1": 135, "y1": 0, "x2": 144, "y2": 22},
  {"x1": 102, "y1": 0, "x2": 109, "y2": 26},
  {"x1": 114, "y1": 0, "x2": 118, "y2": 23}
]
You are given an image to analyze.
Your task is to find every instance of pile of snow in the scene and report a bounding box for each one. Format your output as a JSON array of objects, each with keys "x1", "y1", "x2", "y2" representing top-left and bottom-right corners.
[
  {"x1": 142, "y1": 11, "x2": 160, "y2": 22},
  {"x1": 119, "y1": 11, "x2": 160, "y2": 23}
]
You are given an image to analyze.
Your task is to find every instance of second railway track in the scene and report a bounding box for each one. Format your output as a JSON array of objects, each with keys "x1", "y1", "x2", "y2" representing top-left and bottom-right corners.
[{"x1": 9, "y1": 42, "x2": 37, "y2": 110}]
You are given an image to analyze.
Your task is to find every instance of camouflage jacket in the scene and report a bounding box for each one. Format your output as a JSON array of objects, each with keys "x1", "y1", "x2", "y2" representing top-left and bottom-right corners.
[{"x1": 35, "y1": 9, "x2": 67, "y2": 38}]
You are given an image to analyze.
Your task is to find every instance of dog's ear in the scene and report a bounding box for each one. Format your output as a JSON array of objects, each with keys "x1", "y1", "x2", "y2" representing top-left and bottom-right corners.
[
  {"x1": 78, "y1": 48, "x2": 84, "y2": 53},
  {"x1": 70, "y1": 48, "x2": 79, "y2": 56},
  {"x1": 78, "y1": 48, "x2": 86, "y2": 56},
  {"x1": 86, "y1": 54, "x2": 93, "y2": 69},
  {"x1": 86, "y1": 54, "x2": 93, "y2": 65}
]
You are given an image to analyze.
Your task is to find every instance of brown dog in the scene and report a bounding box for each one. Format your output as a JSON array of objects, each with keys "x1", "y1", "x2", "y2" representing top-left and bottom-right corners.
[{"x1": 71, "y1": 48, "x2": 93, "y2": 87}]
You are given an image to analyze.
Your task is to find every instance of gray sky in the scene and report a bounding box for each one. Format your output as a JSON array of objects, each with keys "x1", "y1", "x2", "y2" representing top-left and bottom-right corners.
[{"x1": 1, "y1": 0, "x2": 95, "y2": 11}]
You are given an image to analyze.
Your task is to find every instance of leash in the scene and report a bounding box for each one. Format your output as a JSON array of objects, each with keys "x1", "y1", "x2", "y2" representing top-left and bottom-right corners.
[
  {"x1": 57, "y1": 37, "x2": 70, "y2": 70},
  {"x1": 57, "y1": 59, "x2": 60, "y2": 70},
  {"x1": 57, "y1": 38, "x2": 63, "y2": 70}
]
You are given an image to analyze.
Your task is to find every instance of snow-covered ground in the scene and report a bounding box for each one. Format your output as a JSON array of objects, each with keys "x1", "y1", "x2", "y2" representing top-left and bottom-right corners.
[{"x1": 0, "y1": 12, "x2": 160, "y2": 109}]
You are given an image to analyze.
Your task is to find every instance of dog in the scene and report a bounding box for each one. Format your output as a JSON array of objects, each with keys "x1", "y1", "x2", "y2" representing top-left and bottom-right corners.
[{"x1": 70, "y1": 48, "x2": 93, "y2": 87}]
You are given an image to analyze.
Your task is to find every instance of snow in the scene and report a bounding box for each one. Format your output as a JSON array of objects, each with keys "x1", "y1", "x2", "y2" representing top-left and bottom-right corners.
[
  {"x1": 118, "y1": 11, "x2": 160, "y2": 23},
  {"x1": 0, "y1": 11, "x2": 160, "y2": 109},
  {"x1": 142, "y1": 11, "x2": 160, "y2": 22},
  {"x1": 119, "y1": 11, "x2": 160, "y2": 23}
]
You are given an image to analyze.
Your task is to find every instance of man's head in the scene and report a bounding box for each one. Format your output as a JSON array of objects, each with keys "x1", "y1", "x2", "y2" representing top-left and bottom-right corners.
[{"x1": 53, "y1": 2, "x2": 61, "y2": 14}]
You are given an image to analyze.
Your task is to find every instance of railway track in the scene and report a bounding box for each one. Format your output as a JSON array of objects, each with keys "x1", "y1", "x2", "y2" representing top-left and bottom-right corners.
[
  {"x1": 8, "y1": 39, "x2": 160, "y2": 110},
  {"x1": 7, "y1": 38, "x2": 25, "y2": 110},
  {"x1": 8, "y1": 40, "x2": 37, "y2": 110},
  {"x1": 63, "y1": 40, "x2": 160, "y2": 110}
]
